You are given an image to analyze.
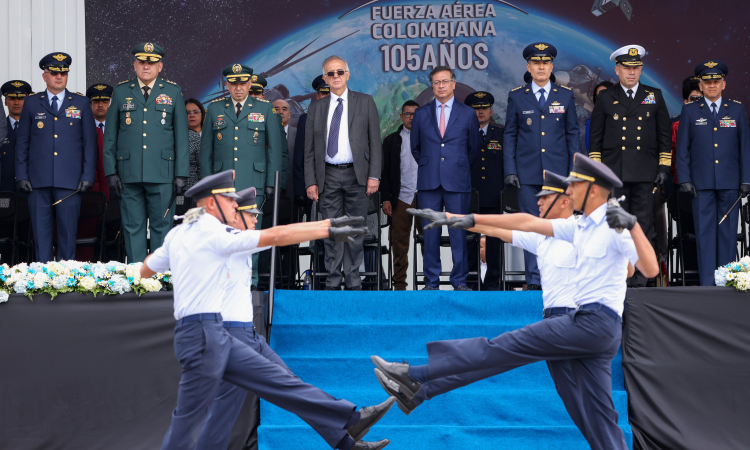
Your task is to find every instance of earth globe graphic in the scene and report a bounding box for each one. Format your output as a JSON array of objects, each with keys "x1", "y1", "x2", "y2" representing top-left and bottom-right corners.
[{"x1": 200, "y1": 1, "x2": 682, "y2": 142}]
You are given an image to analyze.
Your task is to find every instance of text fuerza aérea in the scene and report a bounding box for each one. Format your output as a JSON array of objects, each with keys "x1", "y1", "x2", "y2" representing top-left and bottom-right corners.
[{"x1": 371, "y1": 3, "x2": 497, "y2": 72}]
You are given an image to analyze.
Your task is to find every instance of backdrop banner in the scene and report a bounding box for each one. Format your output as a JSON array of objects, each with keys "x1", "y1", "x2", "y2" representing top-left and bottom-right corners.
[{"x1": 623, "y1": 287, "x2": 750, "y2": 450}]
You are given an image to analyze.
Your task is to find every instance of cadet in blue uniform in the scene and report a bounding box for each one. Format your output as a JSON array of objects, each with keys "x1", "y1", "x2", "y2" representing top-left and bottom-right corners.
[
  {"x1": 142, "y1": 170, "x2": 393, "y2": 450},
  {"x1": 379, "y1": 154, "x2": 659, "y2": 450},
  {"x1": 466, "y1": 91, "x2": 504, "y2": 290},
  {"x1": 503, "y1": 42, "x2": 582, "y2": 290},
  {"x1": 676, "y1": 61, "x2": 750, "y2": 285},
  {"x1": 1, "y1": 80, "x2": 32, "y2": 192},
  {"x1": 15, "y1": 53, "x2": 97, "y2": 262}
]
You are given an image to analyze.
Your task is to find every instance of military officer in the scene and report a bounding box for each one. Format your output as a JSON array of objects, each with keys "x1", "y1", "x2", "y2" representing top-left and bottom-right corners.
[
  {"x1": 103, "y1": 42, "x2": 189, "y2": 263},
  {"x1": 200, "y1": 65, "x2": 283, "y2": 287},
  {"x1": 465, "y1": 91, "x2": 504, "y2": 290},
  {"x1": 503, "y1": 42, "x2": 581, "y2": 290},
  {"x1": 15, "y1": 53, "x2": 97, "y2": 262},
  {"x1": 676, "y1": 61, "x2": 750, "y2": 285},
  {"x1": 588, "y1": 44, "x2": 671, "y2": 286},
  {"x1": 1, "y1": 80, "x2": 32, "y2": 192},
  {"x1": 249, "y1": 72, "x2": 288, "y2": 202}
]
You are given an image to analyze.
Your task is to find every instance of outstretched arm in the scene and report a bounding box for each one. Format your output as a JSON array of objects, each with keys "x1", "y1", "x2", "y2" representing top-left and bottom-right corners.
[
  {"x1": 471, "y1": 213, "x2": 554, "y2": 237},
  {"x1": 257, "y1": 220, "x2": 330, "y2": 248}
]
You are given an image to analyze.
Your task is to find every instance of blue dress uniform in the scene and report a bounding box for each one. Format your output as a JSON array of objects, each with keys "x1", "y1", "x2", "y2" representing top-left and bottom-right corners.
[
  {"x1": 15, "y1": 53, "x2": 97, "y2": 262},
  {"x1": 466, "y1": 91, "x2": 504, "y2": 289},
  {"x1": 503, "y1": 43, "x2": 582, "y2": 288},
  {"x1": 374, "y1": 155, "x2": 637, "y2": 450},
  {"x1": 676, "y1": 61, "x2": 750, "y2": 286},
  {"x1": 1, "y1": 80, "x2": 32, "y2": 192}
]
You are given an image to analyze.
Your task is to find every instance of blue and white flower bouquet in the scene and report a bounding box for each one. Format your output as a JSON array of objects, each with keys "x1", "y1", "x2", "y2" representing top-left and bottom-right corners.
[{"x1": 715, "y1": 256, "x2": 750, "y2": 291}]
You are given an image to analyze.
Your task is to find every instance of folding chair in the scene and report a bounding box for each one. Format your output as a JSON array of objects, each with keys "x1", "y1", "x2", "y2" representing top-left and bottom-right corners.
[
  {"x1": 104, "y1": 197, "x2": 126, "y2": 263},
  {"x1": 0, "y1": 192, "x2": 18, "y2": 264},
  {"x1": 361, "y1": 192, "x2": 389, "y2": 290},
  {"x1": 499, "y1": 187, "x2": 526, "y2": 290},
  {"x1": 666, "y1": 191, "x2": 699, "y2": 286},
  {"x1": 74, "y1": 191, "x2": 107, "y2": 262}
]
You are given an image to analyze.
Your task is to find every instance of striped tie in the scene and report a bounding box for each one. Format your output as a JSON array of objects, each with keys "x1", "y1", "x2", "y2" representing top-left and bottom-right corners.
[{"x1": 327, "y1": 98, "x2": 343, "y2": 158}]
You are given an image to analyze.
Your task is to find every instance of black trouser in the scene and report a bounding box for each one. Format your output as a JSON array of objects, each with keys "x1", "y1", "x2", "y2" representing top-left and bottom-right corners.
[
  {"x1": 468, "y1": 206, "x2": 501, "y2": 290},
  {"x1": 615, "y1": 182, "x2": 654, "y2": 285}
]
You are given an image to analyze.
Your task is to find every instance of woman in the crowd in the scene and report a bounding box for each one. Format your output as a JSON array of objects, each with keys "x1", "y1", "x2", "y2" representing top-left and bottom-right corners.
[{"x1": 185, "y1": 98, "x2": 205, "y2": 190}]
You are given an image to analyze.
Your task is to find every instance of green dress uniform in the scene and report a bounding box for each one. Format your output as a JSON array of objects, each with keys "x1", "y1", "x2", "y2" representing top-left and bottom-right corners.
[{"x1": 102, "y1": 43, "x2": 189, "y2": 262}]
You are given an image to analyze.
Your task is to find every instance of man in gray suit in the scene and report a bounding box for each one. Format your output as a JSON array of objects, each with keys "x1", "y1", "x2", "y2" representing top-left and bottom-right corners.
[
  {"x1": 305, "y1": 55, "x2": 382, "y2": 290},
  {"x1": 273, "y1": 98, "x2": 297, "y2": 200}
]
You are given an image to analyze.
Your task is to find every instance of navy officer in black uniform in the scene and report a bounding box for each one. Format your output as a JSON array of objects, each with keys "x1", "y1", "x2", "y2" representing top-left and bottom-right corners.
[
  {"x1": 15, "y1": 53, "x2": 97, "y2": 262},
  {"x1": 503, "y1": 42, "x2": 581, "y2": 290},
  {"x1": 466, "y1": 91, "x2": 504, "y2": 290},
  {"x1": 1, "y1": 80, "x2": 32, "y2": 192},
  {"x1": 676, "y1": 60, "x2": 750, "y2": 285}
]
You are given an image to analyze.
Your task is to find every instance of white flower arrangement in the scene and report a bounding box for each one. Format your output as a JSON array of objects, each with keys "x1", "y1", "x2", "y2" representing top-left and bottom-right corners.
[
  {"x1": 715, "y1": 256, "x2": 750, "y2": 291},
  {"x1": 0, "y1": 260, "x2": 172, "y2": 299}
]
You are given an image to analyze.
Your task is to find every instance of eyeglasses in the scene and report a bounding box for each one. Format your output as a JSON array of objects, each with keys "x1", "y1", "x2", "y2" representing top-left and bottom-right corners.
[
  {"x1": 187, "y1": 110, "x2": 202, "y2": 115},
  {"x1": 401, "y1": 112, "x2": 414, "y2": 118},
  {"x1": 325, "y1": 70, "x2": 348, "y2": 77},
  {"x1": 689, "y1": 95, "x2": 703, "y2": 102},
  {"x1": 432, "y1": 80, "x2": 453, "y2": 87}
]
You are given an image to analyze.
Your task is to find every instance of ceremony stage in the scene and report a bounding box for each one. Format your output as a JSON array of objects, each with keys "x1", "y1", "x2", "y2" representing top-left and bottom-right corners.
[{"x1": 0, "y1": 288, "x2": 748, "y2": 450}]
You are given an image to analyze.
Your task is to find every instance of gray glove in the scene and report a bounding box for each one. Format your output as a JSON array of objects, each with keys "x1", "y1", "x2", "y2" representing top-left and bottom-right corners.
[
  {"x1": 407, "y1": 208, "x2": 446, "y2": 230},
  {"x1": 447, "y1": 214, "x2": 476, "y2": 230},
  {"x1": 16, "y1": 180, "x2": 32, "y2": 193},
  {"x1": 330, "y1": 215, "x2": 364, "y2": 227},
  {"x1": 679, "y1": 182, "x2": 697, "y2": 198},
  {"x1": 328, "y1": 226, "x2": 368, "y2": 243},
  {"x1": 504, "y1": 174, "x2": 521, "y2": 190},
  {"x1": 606, "y1": 205, "x2": 637, "y2": 231}
]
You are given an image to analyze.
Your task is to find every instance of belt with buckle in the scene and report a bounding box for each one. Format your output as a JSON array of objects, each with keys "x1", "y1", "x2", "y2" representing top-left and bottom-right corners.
[
  {"x1": 543, "y1": 307, "x2": 575, "y2": 318},
  {"x1": 578, "y1": 303, "x2": 620, "y2": 320},
  {"x1": 176, "y1": 313, "x2": 222, "y2": 327},
  {"x1": 325, "y1": 162, "x2": 354, "y2": 169}
]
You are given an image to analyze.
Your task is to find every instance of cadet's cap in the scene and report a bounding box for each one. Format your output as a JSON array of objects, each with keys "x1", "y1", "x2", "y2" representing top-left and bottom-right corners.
[
  {"x1": 465, "y1": 91, "x2": 494, "y2": 109},
  {"x1": 537, "y1": 171, "x2": 570, "y2": 197},
  {"x1": 86, "y1": 83, "x2": 113, "y2": 101},
  {"x1": 523, "y1": 42, "x2": 557, "y2": 61},
  {"x1": 185, "y1": 170, "x2": 240, "y2": 200},
  {"x1": 695, "y1": 60, "x2": 728, "y2": 80},
  {"x1": 39, "y1": 52, "x2": 72, "y2": 72},
  {"x1": 223, "y1": 64, "x2": 253, "y2": 84},
  {"x1": 312, "y1": 74, "x2": 329, "y2": 93},
  {"x1": 566, "y1": 153, "x2": 622, "y2": 192},
  {"x1": 236, "y1": 187, "x2": 263, "y2": 214},
  {"x1": 523, "y1": 71, "x2": 556, "y2": 84},
  {"x1": 250, "y1": 74, "x2": 267, "y2": 92},
  {"x1": 132, "y1": 42, "x2": 165, "y2": 62},
  {"x1": 1, "y1": 80, "x2": 32, "y2": 98},
  {"x1": 610, "y1": 45, "x2": 646, "y2": 66}
]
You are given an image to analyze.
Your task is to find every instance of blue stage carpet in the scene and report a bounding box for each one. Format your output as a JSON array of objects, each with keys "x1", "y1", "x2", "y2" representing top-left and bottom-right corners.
[{"x1": 259, "y1": 290, "x2": 632, "y2": 449}]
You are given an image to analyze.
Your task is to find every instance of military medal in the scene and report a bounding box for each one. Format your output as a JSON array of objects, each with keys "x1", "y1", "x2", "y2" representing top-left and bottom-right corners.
[
  {"x1": 126, "y1": 118, "x2": 132, "y2": 125},
  {"x1": 526, "y1": 118, "x2": 532, "y2": 125},
  {"x1": 161, "y1": 111, "x2": 167, "y2": 125},
  {"x1": 37, "y1": 121, "x2": 43, "y2": 129},
  {"x1": 161, "y1": 119, "x2": 166, "y2": 125},
  {"x1": 217, "y1": 133, "x2": 222, "y2": 140},
  {"x1": 613, "y1": 113, "x2": 619, "y2": 121}
]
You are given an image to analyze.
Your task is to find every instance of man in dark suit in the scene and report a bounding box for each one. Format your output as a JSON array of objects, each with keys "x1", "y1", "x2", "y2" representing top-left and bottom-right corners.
[
  {"x1": 589, "y1": 45, "x2": 672, "y2": 285},
  {"x1": 15, "y1": 52, "x2": 97, "y2": 262},
  {"x1": 466, "y1": 91, "x2": 504, "y2": 290},
  {"x1": 304, "y1": 55, "x2": 382, "y2": 290},
  {"x1": 411, "y1": 66, "x2": 482, "y2": 290},
  {"x1": 676, "y1": 60, "x2": 750, "y2": 285},
  {"x1": 294, "y1": 75, "x2": 329, "y2": 219},
  {"x1": 503, "y1": 43, "x2": 581, "y2": 291},
  {"x1": 1, "y1": 80, "x2": 32, "y2": 192}
]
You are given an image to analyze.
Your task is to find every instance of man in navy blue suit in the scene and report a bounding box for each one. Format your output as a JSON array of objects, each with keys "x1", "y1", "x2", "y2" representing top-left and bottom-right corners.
[
  {"x1": 676, "y1": 60, "x2": 750, "y2": 285},
  {"x1": 503, "y1": 43, "x2": 581, "y2": 290},
  {"x1": 15, "y1": 53, "x2": 97, "y2": 262},
  {"x1": 411, "y1": 66, "x2": 482, "y2": 290}
]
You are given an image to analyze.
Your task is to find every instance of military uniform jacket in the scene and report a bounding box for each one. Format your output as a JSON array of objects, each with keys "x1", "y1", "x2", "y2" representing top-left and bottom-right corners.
[
  {"x1": 471, "y1": 122, "x2": 504, "y2": 208},
  {"x1": 199, "y1": 97, "x2": 282, "y2": 192},
  {"x1": 103, "y1": 77, "x2": 189, "y2": 184},
  {"x1": 588, "y1": 83, "x2": 671, "y2": 183},
  {"x1": 15, "y1": 89, "x2": 97, "y2": 190},
  {"x1": 503, "y1": 82, "x2": 581, "y2": 186},
  {"x1": 675, "y1": 98, "x2": 750, "y2": 190},
  {"x1": 1, "y1": 117, "x2": 17, "y2": 191}
]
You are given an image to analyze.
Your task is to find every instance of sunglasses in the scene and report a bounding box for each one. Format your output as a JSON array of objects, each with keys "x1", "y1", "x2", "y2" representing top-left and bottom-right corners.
[
  {"x1": 689, "y1": 95, "x2": 703, "y2": 102},
  {"x1": 187, "y1": 110, "x2": 202, "y2": 115},
  {"x1": 325, "y1": 70, "x2": 348, "y2": 77}
]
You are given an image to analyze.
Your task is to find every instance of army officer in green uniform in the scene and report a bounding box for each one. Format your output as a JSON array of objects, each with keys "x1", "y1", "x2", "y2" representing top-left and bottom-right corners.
[
  {"x1": 103, "y1": 42, "x2": 189, "y2": 262},
  {"x1": 200, "y1": 65, "x2": 283, "y2": 286}
]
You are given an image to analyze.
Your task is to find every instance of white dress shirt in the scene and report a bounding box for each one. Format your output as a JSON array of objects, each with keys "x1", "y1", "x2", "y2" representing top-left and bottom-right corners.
[
  {"x1": 146, "y1": 213, "x2": 263, "y2": 320},
  {"x1": 512, "y1": 217, "x2": 578, "y2": 310},
  {"x1": 435, "y1": 95, "x2": 455, "y2": 128},
  {"x1": 221, "y1": 244, "x2": 271, "y2": 322},
  {"x1": 621, "y1": 82, "x2": 640, "y2": 99},
  {"x1": 46, "y1": 89, "x2": 63, "y2": 109},
  {"x1": 398, "y1": 126, "x2": 418, "y2": 205},
  {"x1": 551, "y1": 203, "x2": 639, "y2": 316},
  {"x1": 325, "y1": 89, "x2": 353, "y2": 164},
  {"x1": 284, "y1": 123, "x2": 289, "y2": 136},
  {"x1": 532, "y1": 80, "x2": 551, "y2": 103},
  {"x1": 95, "y1": 120, "x2": 105, "y2": 133}
]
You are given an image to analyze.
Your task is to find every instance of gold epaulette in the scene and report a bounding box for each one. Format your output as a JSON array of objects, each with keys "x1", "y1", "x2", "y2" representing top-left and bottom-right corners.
[
  {"x1": 75, "y1": 92, "x2": 84, "y2": 96},
  {"x1": 558, "y1": 84, "x2": 572, "y2": 90},
  {"x1": 258, "y1": 98, "x2": 269, "y2": 103},
  {"x1": 732, "y1": 99, "x2": 742, "y2": 104},
  {"x1": 658, "y1": 152, "x2": 671, "y2": 166},
  {"x1": 117, "y1": 79, "x2": 130, "y2": 85},
  {"x1": 511, "y1": 85, "x2": 525, "y2": 92},
  {"x1": 165, "y1": 79, "x2": 178, "y2": 85},
  {"x1": 211, "y1": 97, "x2": 228, "y2": 103}
]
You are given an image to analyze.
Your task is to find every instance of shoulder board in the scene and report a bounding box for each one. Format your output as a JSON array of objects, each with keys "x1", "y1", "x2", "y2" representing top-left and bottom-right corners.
[
  {"x1": 558, "y1": 84, "x2": 572, "y2": 90},
  {"x1": 732, "y1": 99, "x2": 742, "y2": 104},
  {"x1": 510, "y1": 85, "x2": 525, "y2": 92},
  {"x1": 117, "y1": 79, "x2": 131, "y2": 85},
  {"x1": 672, "y1": 115, "x2": 680, "y2": 119},
  {"x1": 684, "y1": 101, "x2": 693, "y2": 105},
  {"x1": 258, "y1": 98, "x2": 269, "y2": 103},
  {"x1": 211, "y1": 97, "x2": 228, "y2": 103},
  {"x1": 166, "y1": 79, "x2": 178, "y2": 85},
  {"x1": 75, "y1": 92, "x2": 85, "y2": 96}
]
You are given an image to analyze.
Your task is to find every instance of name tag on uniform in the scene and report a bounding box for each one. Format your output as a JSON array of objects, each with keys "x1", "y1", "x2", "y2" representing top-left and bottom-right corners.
[
  {"x1": 641, "y1": 93, "x2": 656, "y2": 104},
  {"x1": 155, "y1": 94, "x2": 173, "y2": 105},
  {"x1": 695, "y1": 118, "x2": 708, "y2": 125},
  {"x1": 487, "y1": 141, "x2": 501, "y2": 150},
  {"x1": 522, "y1": 110, "x2": 534, "y2": 115},
  {"x1": 549, "y1": 105, "x2": 565, "y2": 113},
  {"x1": 35, "y1": 114, "x2": 46, "y2": 120},
  {"x1": 720, "y1": 119, "x2": 736, "y2": 128},
  {"x1": 123, "y1": 103, "x2": 135, "y2": 110},
  {"x1": 65, "y1": 107, "x2": 81, "y2": 119},
  {"x1": 214, "y1": 118, "x2": 226, "y2": 127},
  {"x1": 249, "y1": 113, "x2": 265, "y2": 123}
]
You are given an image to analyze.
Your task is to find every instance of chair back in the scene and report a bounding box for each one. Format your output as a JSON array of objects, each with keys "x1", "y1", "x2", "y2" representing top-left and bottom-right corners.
[
  {"x1": 501, "y1": 187, "x2": 520, "y2": 213},
  {"x1": 79, "y1": 191, "x2": 107, "y2": 221},
  {"x1": 0, "y1": 192, "x2": 17, "y2": 222},
  {"x1": 105, "y1": 197, "x2": 121, "y2": 223}
]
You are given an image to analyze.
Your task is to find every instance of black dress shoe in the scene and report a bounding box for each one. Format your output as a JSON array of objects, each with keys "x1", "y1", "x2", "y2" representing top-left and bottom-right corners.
[
  {"x1": 454, "y1": 285, "x2": 472, "y2": 291},
  {"x1": 523, "y1": 284, "x2": 542, "y2": 291},
  {"x1": 421, "y1": 286, "x2": 438, "y2": 291},
  {"x1": 370, "y1": 355, "x2": 422, "y2": 399},
  {"x1": 353, "y1": 439, "x2": 391, "y2": 450},
  {"x1": 374, "y1": 368, "x2": 417, "y2": 415},
  {"x1": 346, "y1": 397, "x2": 396, "y2": 442}
]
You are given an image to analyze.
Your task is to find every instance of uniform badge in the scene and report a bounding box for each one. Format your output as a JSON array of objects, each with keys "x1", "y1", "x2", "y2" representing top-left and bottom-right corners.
[
  {"x1": 695, "y1": 118, "x2": 707, "y2": 125},
  {"x1": 487, "y1": 141, "x2": 501, "y2": 150},
  {"x1": 65, "y1": 107, "x2": 81, "y2": 119},
  {"x1": 526, "y1": 118, "x2": 532, "y2": 125},
  {"x1": 613, "y1": 114, "x2": 619, "y2": 121},
  {"x1": 548, "y1": 103, "x2": 565, "y2": 114},
  {"x1": 123, "y1": 98, "x2": 135, "y2": 110},
  {"x1": 249, "y1": 113, "x2": 265, "y2": 123},
  {"x1": 156, "y1": 94, "x2": 172, "y2": 105},
  {"x1": 37, "y1": 121, "x2": 44, "y2": 129},
  {"x1": 641, "y1": 93, "x2": 656, "y2": 105},
  {"x1": 215, "y1": 118, "x2": 226, "y2": 127},
  {"x1": 35, "y1": 114, "x2": 46, "y2": 120},
  {"x1": 161, "y1": 119, "x2": 166, "y2": 125},
  {"x1": 125, "y1": 118, "x2": 132, "y2": 125},
  {"x1": 523, "y1": 110, "x2": 534, "y2": 114},
  {"x1": 217, "y1": 133, "x2": 223, "y2": 140},
  {"x1": 720, "y1": 119, "x2": 737, "y2": 128},
  {"x1": 613, "y1": 101, "x2": 619, "y2": 105}
]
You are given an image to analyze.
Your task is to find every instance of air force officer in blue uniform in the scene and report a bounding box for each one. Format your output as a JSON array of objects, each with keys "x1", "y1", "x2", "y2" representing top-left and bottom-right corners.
[
  {"x1": 503, "y1": 43, "x2": 581, "y2": 290},
  {"x1": 411, "y1": 66, "x2": 482, "y2": 290},
  {"x1": 676, "y1": 60, "x2": 750, "y2": 285},
  {"x1": 15, "y1": 53, "x2": 97, "y2": 262},
  {"x1": 1, "y1": 80, "x2": 32, "y2": 192}
]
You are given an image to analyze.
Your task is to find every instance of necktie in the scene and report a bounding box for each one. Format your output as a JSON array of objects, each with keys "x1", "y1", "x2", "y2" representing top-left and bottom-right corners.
[
  {"x1": 538, "y1": 89, "x2": 546, "y2": 108},
  {"x1": 327, "y1": 98, "x2": 343, "y2": 158},
  {"x1": 627, "y1": 89, "x2": 633, "y2": 99},
  {"x1": 13, "y1": 121, "x2": 18, "y2": 131},
  {"x1": 142, "y1": 86, "x2": 150, "y2": 101},
  {"x1": 439, "y1": 104, "x2": 446, "y2": 138},
  {"x1": 480, "y1": 129, "x2": 485, "y2": 141},
  {"x1": 236, "y1": 102, "x2": 242, "y2": 118},
  {"x1": 98, "y1": 122, "x2": 104, "y2": 131},
  {"x1": 51, "y1": 96, "x2": 59, "y2": 114},
  {"x1": 711, "y1": 103, "x2": 717, "y2": 118}
]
